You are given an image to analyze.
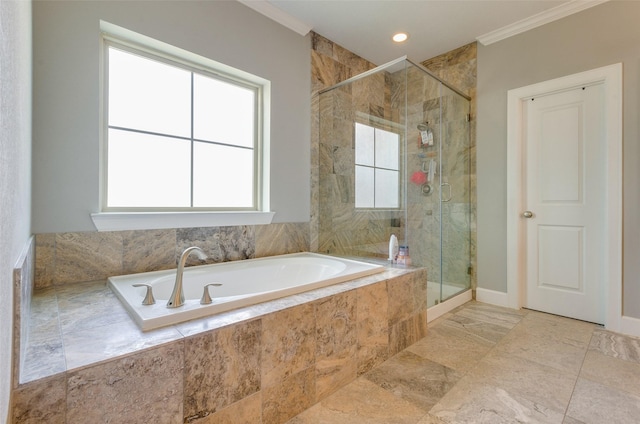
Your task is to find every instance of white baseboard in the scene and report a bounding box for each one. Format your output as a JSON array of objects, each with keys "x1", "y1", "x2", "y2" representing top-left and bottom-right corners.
[
  {"x1": 476, "y1": 287, "x2": 510, "y2": 308},
  {"x1": 427, "y1": 289, "x2": 472, "y2": 323},
  {"x1": 619, "y1": 315, "x2": 640, "y2": 338}
]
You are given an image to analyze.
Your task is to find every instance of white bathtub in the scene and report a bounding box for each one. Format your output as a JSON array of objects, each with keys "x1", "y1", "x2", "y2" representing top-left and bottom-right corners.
[{"x1": 108, "y1": 252, "x2": 384, "y2": 331}]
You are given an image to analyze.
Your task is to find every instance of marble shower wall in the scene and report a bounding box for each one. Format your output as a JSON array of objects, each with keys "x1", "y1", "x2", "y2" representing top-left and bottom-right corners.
[
  {"x1": 33, "y1": 223, "x2": 310, "y2": 288},
  {"x1": 312, "y1": 33, "x2": 476, "y2": 291},
  {"x1": 312, "y1": 33, "x2": 404, "y2": 258}
]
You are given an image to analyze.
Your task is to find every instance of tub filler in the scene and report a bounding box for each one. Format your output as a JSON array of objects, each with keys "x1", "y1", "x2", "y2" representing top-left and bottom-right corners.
[{"x1": 109, "y1": 252, "x2": 384, "y2": 330}]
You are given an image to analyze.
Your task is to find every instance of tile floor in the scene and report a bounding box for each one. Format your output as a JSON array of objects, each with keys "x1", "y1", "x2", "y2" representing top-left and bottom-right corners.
[{"x1": 287, "y1": 301, "x2": 640, "y2": 424}]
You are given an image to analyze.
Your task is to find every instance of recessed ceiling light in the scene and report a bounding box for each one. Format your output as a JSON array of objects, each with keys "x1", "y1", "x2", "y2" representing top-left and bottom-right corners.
[{"x1": 392, "y1": 32, "x2": 409, "y2": 43}]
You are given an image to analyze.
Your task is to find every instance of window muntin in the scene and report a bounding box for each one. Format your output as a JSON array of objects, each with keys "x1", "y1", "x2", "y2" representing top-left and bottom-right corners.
[
  {"x1": 104, "y1": 42, "x2": 262, "y2": 211},
  {"x1": 354, "y1": 122, "x2": 400, "y2": 209}
]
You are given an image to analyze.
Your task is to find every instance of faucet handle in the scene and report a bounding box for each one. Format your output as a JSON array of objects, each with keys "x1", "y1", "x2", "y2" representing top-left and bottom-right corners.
[
  {"x1": 132, "y1": 284, "x2": 156, "y2": 305},
  {"x1": 201, "y1": 283, "x2": 222, "y2": 305}
]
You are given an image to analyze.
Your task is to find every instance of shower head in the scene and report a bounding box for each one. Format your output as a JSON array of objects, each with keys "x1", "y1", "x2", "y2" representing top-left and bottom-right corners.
[{"x1": 417, "y1": 122, "x2": 429, "y2": 131}]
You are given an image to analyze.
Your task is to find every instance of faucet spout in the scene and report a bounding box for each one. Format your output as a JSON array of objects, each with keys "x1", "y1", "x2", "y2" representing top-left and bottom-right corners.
[{"x1": 167, "y1": 246, "x2": 207, "y2": 308}]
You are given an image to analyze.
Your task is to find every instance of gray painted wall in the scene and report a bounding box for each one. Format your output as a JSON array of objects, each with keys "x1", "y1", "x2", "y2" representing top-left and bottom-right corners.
[
  {"x1": 0, "y1": 0, "x2": 32, "y2": 419},
  {"x1": 32, "y1": 0, "x2": 311, "y2": 233},
  {"x1": 477, "y1": 1, "x2": 640, "y2": 317}
]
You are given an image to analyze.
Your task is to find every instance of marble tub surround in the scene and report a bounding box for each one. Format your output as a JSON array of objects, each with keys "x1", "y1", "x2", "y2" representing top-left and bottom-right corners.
[
  {"x1": 13, "y1": 263, "x2": 427, "y2": 423},
  {"x1": 288, "y1": 301, "x2": 640, "y2": 424},
  {"x1": 34, "y1": 222, "x2": 310, "y2": 288}
]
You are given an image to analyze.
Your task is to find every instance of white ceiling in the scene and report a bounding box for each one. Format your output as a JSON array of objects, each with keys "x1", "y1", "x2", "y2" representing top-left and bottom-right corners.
[{"x1": 241, "y1": 0, "x2": 607, "y2": 65}]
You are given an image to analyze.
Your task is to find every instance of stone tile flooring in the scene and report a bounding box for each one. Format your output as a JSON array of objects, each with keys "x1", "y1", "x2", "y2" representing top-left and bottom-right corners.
[{"x1": 287, "y1": 301, "x2": 640, "y2": 424}]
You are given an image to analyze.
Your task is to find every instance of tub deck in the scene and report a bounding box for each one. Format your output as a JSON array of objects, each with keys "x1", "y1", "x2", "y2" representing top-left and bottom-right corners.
[{"x1": 15, "y1": 258, "x2": 428, "y2": 424}]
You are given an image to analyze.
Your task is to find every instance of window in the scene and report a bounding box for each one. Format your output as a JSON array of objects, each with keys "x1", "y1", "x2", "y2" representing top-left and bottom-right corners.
[
  {"x1": 103, "y1": 38, "x2": 266, "y2": 212},
  {"x1": 354, "y1": 122, "x2": 400, "y2": 208}
]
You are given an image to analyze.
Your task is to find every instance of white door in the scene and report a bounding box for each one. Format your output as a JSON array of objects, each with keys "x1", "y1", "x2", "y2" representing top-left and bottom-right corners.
[{"x1": 522, "y1": 84, "x2": 605, "y2": 324}]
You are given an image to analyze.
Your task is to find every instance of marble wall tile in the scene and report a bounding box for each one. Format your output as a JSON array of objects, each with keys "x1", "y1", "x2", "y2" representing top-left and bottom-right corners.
[
  {"x1": 191, "y1": 392, "x2": 262, "y2": 424},
  {"x1": 390, "y1": 310, "x2": 428, "y2": 356},
  {"x1": 177, "y1": 226, "x2": 255, "y2": 265},
  {"x1": 315, "y1": 290, "x2": 357, "y2": 359},
  {"x1": 66, "y1": 342, "x2": 184, "y2": 423},
  {"x1": 262, "y1": 366, "x2": 316, "y2": 424},
  {"x1": 314, "y1": 290, "x2": 358, "y2": 400},
  {"x1": 122, "y1": 229, "x2": 176, "y2": 274},
  {"x1": 261, "y1": 304, "x2": 315, "y2": 388},
  {"x1": 183, "y1": 319, "x2": 262, "y2": 420},
  {"x1": 311, "y1": 33, "x2": 333, "y2": 61},
  {"x1": 12, "y1": 375, "x2": 66, "y2": 424},
  {"x1": 315, "y1": 342, "x2": 358, "y2": 402},
  {"x1": 34, "y1": 233, "x2": 54, "y2": 289},
  {"x1": 255, "y1": 222, "x2": 310, "y2": 258},
  {"x1": 54, "y1": 232, "x2": 123, "y2": 284},
  {"x1": 387, "y1": 269, "x2": 427, "y2": 326},
  {"x1": 356, "y1": 281, "x2": 389, "y2": 375}
]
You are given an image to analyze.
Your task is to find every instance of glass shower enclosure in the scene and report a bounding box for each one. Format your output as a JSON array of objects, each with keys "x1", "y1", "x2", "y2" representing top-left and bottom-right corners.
[{"x1": 317, "y1": 57, "x2": 472, "y2": 310}]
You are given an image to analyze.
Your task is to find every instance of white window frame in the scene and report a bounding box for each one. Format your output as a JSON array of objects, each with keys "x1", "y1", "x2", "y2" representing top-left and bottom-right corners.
[{"x1": 92, "y1": 22, "x2": 273, "y2": 231}]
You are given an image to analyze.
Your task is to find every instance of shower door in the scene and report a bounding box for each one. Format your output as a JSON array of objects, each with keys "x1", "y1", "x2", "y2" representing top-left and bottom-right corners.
[{"x1": 439, "y1": 86, "x2": 471, "y2": 302}]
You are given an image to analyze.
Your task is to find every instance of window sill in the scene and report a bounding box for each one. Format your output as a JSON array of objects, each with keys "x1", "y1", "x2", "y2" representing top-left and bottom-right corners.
[{"x1": 91, "y1": 211, "x2": 275, "y2": 232}]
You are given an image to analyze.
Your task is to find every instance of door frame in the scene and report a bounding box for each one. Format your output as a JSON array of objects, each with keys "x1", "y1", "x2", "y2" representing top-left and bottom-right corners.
[{"x1": 506, "y1": 63, "x2": 622, "y2": 330}]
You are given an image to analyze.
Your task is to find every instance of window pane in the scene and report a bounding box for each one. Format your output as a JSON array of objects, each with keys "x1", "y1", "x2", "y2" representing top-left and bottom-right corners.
[
  {"x1": 193, "y1": 142, "x2": 254, "y2": 208},
  {"x1": 355, "y1": 123, "x2": 374, "y2": 166},
  {"x1": 193, "y1": 74, "x2": 255, "y2": 148},
  {"x1": 375, "y1": 128, "x2": 399, "y2": 170},
  {"x1": 108, "y1": 47, "x2": 191, "y2": 137},
  {"x1": 107, "y1": 129, "x2": 191, "y2": 207},
  {"x1": 375, "y1": 169, "x2": 399, "y2": 208},
  {"x1": 355, "y1": 165, "x2": 374, "y2": 208}
]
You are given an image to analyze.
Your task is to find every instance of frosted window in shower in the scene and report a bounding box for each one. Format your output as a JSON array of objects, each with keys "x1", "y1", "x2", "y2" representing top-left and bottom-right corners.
[
  {"x1": 375, "y1": 168, "x2": 399, "y2": 208},
  {"x1": 375, "y1": 128, "x2": 399, "y2": 170},
  {"x1": 355, "y1": 166, "x2": 375, "y2": 208},
  {"x1": 354, "y1": 122, "x2": 400, "y2": 209},
  {"x1": 104, "y1": 41, "x2": 266, "y2": 212},
  {"x1": 355, "y1": 123, "x2": 375, "y2": 166}
]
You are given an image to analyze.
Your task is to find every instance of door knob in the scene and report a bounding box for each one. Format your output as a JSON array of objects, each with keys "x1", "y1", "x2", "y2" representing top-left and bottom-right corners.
[{"x1": 522, "y1": 211, "x2": 534, "y2": 218}]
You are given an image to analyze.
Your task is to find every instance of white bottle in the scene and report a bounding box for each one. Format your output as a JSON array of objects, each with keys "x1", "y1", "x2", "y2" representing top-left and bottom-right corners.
[{"x1": 388, "y1": 234, "x2": 399, "y2": 263}]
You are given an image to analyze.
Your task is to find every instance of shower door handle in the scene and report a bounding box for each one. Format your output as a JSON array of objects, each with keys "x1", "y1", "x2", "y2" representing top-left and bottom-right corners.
[{"x1": 441, "y1": 183, "x2": 452, "y2": 202}]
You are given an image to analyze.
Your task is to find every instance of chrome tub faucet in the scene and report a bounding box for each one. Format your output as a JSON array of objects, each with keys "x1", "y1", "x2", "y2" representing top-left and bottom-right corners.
[{"x1": 167, "y1": 246, "x2": 207, "y2": 308}]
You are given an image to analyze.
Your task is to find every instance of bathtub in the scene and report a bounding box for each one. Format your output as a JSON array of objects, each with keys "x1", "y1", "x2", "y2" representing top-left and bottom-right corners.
[{"x1": 108, "y1": 252, "x2": 384, "y2": 331}]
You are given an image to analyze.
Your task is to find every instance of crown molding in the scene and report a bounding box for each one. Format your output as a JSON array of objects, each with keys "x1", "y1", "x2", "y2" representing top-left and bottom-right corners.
[
  {"x1": 476, "y1": 0, "x2": 609, "y2": 46},
  {"x1": 237, "y1": 0, "x2": 313, "y2": 36}
]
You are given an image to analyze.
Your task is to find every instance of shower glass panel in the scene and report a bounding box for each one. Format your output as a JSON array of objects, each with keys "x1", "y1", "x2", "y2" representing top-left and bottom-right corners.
[{"x1": 317, "y1": 58, "x2": 470, "y2": 309}]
